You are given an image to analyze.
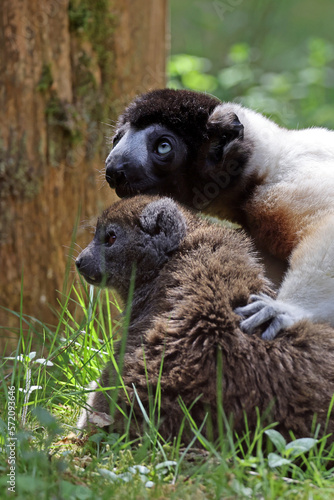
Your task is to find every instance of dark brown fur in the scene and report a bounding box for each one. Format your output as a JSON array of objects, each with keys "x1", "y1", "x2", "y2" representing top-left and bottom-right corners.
[
  {"x1": 77, "y1": 196, "x2": 334, "y2": 443},
  {"x1": 118, "y1": 89, "x2": 220, "y2": 151}
]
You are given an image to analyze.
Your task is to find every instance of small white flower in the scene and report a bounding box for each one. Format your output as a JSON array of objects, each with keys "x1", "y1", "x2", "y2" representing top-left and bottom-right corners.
[
  {"x1": 128, "y1": 465, "x2": 149, "y2": 475},
  {"x1": 98, "y1": 469, "x2": 132, "y2": 483},
  {"x1": 28, "y1": 385, "x2": 43, "y2": 393},
  {"x1": 35, "y1": 359, "x2": 54, "y2": 366},
  {"x1": 118, "y1": 472, "x2": 132, "y2": 483},
  {"x1": 155, "y1": 460, "x2": 177, "y2": 471},
  {"x1": 98, "y1": 469, "x2": 118, "y2": 481},
  {"x1": 19, "y1": 385, "x2": 42, "y2": 395}
]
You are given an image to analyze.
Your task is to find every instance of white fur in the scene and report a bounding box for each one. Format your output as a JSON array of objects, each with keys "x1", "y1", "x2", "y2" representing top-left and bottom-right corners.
[
  {"x1": 278, "y1": 215, "x2": 334, "y2": 322},
  {"x1": 76, "y1": 381, "x2": 98, "y2": 431},
  {"x1": 210, "y1": 104, "x2": 334, "y2": 336},
  {"x1": 214, "y1": 103, "x2": 334, "y2": 184}
]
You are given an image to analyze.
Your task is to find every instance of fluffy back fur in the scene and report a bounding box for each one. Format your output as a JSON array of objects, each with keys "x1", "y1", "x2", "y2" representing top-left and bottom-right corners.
[{"x1": 76, "y1": 196, "x2": 334, "y2": 443}]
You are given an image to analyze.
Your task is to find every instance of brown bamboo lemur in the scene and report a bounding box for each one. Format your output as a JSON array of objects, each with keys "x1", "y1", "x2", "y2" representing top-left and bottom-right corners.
[
  {"x1": 75, "y1": 195, "x2": 334, "y2": 443},
  {"x1": 104, "y1": 89, "x2": 334, "y2": 340}
]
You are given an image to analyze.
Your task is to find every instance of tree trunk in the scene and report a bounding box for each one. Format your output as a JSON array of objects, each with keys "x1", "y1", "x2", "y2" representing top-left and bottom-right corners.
[{"x1": 0, "y1": 0, "x2": 167, "y2": 351}]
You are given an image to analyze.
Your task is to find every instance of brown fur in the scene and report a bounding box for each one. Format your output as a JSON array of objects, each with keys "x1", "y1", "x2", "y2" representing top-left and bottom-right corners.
[{"x1": 77, "y1": 196, "x2": 334, "y2": 443}]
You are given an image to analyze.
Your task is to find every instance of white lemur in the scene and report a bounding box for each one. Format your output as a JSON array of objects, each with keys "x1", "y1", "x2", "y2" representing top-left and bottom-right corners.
[
  {"x1": 105, "y1": 89, "x2": 334, "y2": 340},
  {"x1": 75, "y1": 195, "x2": 334, "y2": 441}
]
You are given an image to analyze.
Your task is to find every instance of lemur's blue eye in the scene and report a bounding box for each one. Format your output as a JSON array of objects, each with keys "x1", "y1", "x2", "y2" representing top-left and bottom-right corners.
[{"x1": 157, "y1": 140, "x2": 172, "y2": 155}]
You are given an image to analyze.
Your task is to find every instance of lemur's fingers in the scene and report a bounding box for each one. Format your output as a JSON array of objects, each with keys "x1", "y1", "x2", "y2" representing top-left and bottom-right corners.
[
  {"x1": 238, "y1": 304, "x2": 277, "y2": 334},
  {"x1": 234, "y1": 294, "x2": 270, "y2": 318},
  {"x1": 261, "y1": 316, "x2": 290, "y2": 340},
  {"x1": 235, "y1": 294, "x2": 311, "y2": 339}
]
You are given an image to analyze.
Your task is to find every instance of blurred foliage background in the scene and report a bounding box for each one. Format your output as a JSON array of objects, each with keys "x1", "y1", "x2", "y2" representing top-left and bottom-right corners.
[{"x1": 168, "y1": 0, "x2": 334, "y2": 128}]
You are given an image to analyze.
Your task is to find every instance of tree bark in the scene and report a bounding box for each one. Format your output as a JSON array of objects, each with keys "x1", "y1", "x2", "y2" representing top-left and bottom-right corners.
[{"x1": 0, "y1": 0, "x2": 167, "y2": 351}]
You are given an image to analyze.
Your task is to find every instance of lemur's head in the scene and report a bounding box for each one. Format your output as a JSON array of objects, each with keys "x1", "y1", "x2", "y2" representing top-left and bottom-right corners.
[
  {"x1": 76, "y1": 196, "x2": 187, "y2": 300},
  {"x1": 105, "y1": 89, "x2": 250, "y2": 209}
]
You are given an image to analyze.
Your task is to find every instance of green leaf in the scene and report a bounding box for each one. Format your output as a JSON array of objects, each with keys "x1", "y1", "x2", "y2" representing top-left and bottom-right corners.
[
  {"x1": 264, "y1": 429, "x2": 287, "y2": 453},
  {"x1": 182, "y1": 71, "x2": 217, "y2": 92},
  {"x1": 88, "y1": 432, "x2": 105, "y2": 445},
  {"x1": 60, "y1": 481, "x2": 92, "y2": 500},
  {"x1": 228, "y1": 43, "x2": 251, "y2": 64},
  {"x1": 32, "y1": 406, "x2": 60, "y2": 433},
  {"x1": 231, "y1": 479, "x2": 253, "y2": 498},
  {"x1": 15, "y1": 476, "x2": 48, "y2": 492},
  {"x1": 285, "y1": 438, "x2": 318, "y2": 458},
  {"x1": 268, "y1": 453, "x2": 291, "y2": 468}
]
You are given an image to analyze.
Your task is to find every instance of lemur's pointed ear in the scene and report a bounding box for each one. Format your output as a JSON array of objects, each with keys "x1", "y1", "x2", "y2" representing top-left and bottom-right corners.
[
  {"x1": 203, "y1": 107, "x2": 244, "y2": 166},
  {"x1": 207, "y1": 107, "x2": 244, "y2": 141},
  {"x1": 140, "y1": 198, "x2": 187, "y2": 254}
]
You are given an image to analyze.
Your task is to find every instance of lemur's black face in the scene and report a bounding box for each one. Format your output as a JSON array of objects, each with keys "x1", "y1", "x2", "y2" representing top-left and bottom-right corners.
[
  {"x1": 105, "y1": 89, "x2": 253, "y2": 211},
  {"x1": 105, "y1": 124, "x2": 193, "y2": 204}
]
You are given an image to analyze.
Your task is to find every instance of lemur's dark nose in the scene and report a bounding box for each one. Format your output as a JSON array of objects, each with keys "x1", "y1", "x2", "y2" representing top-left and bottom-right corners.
[
  {"x1": 75, "y1": 256, "x2": 82, "y2": 270},
  {"x1": 105, "y1": 160, "x2": 128, "y2": 188}
]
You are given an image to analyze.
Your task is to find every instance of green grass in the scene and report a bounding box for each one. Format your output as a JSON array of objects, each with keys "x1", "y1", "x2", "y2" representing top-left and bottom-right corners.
[{"x1": 1, "y1": 282, "x2": 334, "y2": 499}]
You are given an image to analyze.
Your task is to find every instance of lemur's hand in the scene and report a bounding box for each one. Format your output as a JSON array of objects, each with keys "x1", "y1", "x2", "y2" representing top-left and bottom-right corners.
[{"x1": 235, "y1": 294, "x2": 311, "y2": 340}]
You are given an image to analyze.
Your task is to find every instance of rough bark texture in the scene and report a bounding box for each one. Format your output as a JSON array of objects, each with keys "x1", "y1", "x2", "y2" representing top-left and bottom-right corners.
[{"x1": 0, "y1": 0, "x2": 167, "y2": 351}]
